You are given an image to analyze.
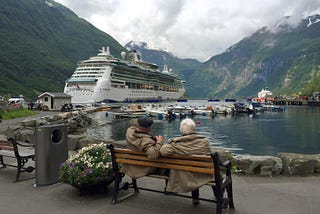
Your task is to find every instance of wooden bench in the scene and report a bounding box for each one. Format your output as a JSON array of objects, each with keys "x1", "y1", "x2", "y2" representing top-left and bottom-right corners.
[
  {"x1": 107, "y1": 144, "x2": 234, "y2": 214},
  {"x1": 0, "y1": 137, "x2": 35, "y2": 182}
]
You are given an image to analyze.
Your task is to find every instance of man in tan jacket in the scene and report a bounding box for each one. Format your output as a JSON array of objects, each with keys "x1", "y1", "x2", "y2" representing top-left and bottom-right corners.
[
  {"x1": 121, "y1": 116, "x2": 164, "y2": 178},
  {"x1": 160, "y1": 118, "x2": 212, "y2": 205}
]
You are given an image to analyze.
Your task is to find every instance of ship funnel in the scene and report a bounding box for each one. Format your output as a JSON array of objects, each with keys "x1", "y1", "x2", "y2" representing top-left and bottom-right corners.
[
  {"x1": 121, "y1": 52, "x2": 126, "y2": 60},
  {"x1": 163, "y1": 64, "x2": 169, "y2": 73}
]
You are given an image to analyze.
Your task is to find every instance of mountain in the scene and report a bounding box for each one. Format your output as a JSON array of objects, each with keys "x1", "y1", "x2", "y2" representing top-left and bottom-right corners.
[
  {"x1": 125, "y1": 14, "x2": 320, "y2": 99},
  {"x1": 199, "y1": 14, "x2": 320, "y2": 98},
  {"x1": 0, "y1": 0, "x2": 125, "y2": 99},
  {"x1": 1, "y1": 0, "x2": 319, "y2": 100}
]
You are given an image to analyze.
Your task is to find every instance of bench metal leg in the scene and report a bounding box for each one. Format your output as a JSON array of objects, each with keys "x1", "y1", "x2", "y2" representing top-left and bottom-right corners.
[
  {"x1": 132, "y1": 179, "x2": 139, "y2": 192},
  {"x1": 15, "y1": 158, "x2": 35, "y2": 182},
  {"x1": 0, "y1": 155, "x2": 5, "y2": 168},
  {"x1": 111, "y1": 172, "x2": 122, "y2": 204},
  {"x1": 212, "y1": 186, "x2": 222, "y2": 214},
  {"x1": 226, "y1": 181, "x2": 235, "y2": 209},
  {"x1": 15, "y1": 158, "x2": 23, "y2": 182}
]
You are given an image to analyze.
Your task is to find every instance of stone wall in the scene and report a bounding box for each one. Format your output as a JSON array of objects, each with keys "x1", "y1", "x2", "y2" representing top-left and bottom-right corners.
[
  {"x1": 234, "y1": 153, "x2": 320, "y2": 176},
  {"x1": 4, "y1": 110, "x2": 92, "y2": 143}
]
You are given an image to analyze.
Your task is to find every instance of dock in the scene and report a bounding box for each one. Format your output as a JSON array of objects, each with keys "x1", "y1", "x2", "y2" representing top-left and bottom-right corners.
[{"x1": 272, "y1": 99, "x2": 320, "y2": 106}]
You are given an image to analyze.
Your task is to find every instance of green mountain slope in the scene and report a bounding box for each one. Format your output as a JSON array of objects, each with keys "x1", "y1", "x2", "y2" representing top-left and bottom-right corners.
[
  {"x1": 200, "y1": 15, "x2": 320, "y2": 98},
  {"x1": 0, "y1": 0, "x2": 125, "y2": 99},
  {"x1": 1, "y1": 0, "x2": 319, "y2": 100}
]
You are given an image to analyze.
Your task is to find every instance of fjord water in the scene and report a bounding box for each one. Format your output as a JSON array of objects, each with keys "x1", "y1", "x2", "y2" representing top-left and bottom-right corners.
[{"x1": 87, "y1": 103, "x2": 320, "y2": 156}]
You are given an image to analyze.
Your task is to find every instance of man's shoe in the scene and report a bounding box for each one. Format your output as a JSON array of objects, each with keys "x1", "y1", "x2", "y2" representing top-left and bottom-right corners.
[{"x1": 192, "y1": 198, "x2": 200, "y2": 205}]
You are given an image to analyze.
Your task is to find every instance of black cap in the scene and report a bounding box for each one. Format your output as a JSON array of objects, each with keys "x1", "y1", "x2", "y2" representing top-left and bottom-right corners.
[{"x1": 137, "y1": 117, "x2": 153, "y2": 128}]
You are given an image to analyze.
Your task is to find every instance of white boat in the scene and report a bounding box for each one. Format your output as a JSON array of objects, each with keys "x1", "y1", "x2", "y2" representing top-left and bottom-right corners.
[
  {"x1": 148, "y1": 108, "x2": 171, "y2": 120},
  {"x1": 64, "y1": 47, "x2": 185, "y2": 104},
  {"x1": 251, "y1": 87, "x2": 274, "y2": 103},
  {"x1": 144, "y1": 104, "x2": 170, "y2": 119},
  {"x1": 248, "y1": 102, "x2": 264, "y2": 112},
  {"x1": 120, "y1": 104, "x2": 147, "y2": 117},
  {"x1": 258, "y1": 87, "x2": 273, "y2": 98},
  {"x1": 191, "y1": 106, "x2": 215, "y2": 116},
  {"x1": 8, "y1": 95, "x2": 27, "y2": 108},
  {"x1": 261, "y1": 102, "x2": 285, "y2": 112},
  {"x1": 214, "y1": 103, "x2": 233, "y2": 115}
]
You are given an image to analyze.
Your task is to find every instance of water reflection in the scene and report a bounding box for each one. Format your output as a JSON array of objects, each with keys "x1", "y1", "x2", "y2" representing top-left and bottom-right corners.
[{"x1": 87, "y1": 106, "x2": 320, "y2": 155}]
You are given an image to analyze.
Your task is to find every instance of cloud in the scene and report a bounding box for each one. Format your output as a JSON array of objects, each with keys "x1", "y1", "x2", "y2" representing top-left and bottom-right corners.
[
  {"x1": 55, "y1": 0, "x2": 320, "y2": 62},
  {"x1": 56, "y1": 0, "x2": 120, "y2": 17}
]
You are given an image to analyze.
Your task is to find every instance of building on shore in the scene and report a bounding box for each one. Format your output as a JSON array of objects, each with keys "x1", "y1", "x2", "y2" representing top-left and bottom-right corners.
[{"x1": 38, "y1": 92, "x2": 71, "y2": 111}]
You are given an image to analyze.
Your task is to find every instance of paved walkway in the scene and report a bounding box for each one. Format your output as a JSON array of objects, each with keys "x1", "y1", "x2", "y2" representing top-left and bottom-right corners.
[{"x1": 0, "y1": 165, "x2": 320, "y2": 214}]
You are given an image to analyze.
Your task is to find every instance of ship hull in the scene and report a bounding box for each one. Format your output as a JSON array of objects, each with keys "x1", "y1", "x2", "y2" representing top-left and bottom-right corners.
[{"x1": 65, "y1": 85, "x2": 185, "y2": 104}]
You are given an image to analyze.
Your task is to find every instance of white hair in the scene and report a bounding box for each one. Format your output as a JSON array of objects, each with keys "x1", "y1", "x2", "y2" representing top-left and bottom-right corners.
[{"x1": 180, "y1": 118, "x2": 196, "y2": 135}]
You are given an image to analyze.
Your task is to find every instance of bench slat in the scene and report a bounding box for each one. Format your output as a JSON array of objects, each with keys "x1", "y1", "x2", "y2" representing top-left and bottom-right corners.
[
  {"x1": 0, "y1": 150, "x2": 15, "y2": 157},
  {"x1": 146, "y1": 174, "x2": 217, "y2": 187},
  {"x1": 0, "y1": 146, "x2": 14, "y2": 151},
  {"x1": 114, "y1": 148, "x2": 212, "y2": 161},
  {"x1": 115, "y1": 153, "x2": 214, "y2": 168},
  {"x1": 0, "y1": 142, "x2": 14, "y2": 151},
  {"x1": 116, "y1": 158, "x2": 214, "y2": 174},
  {"x1": 0, "y1": 138, "x2": 35, "y2": 182}
]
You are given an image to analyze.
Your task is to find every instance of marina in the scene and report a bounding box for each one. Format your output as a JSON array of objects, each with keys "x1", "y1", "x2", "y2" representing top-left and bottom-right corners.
[{"x1": 87, "y1": 100, "x2": 320, "y2": 156}]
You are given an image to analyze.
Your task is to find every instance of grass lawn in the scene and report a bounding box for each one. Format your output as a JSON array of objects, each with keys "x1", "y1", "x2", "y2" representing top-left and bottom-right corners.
[{"x1": 0, "y1": 108, "x2": 37, "y2": 120}]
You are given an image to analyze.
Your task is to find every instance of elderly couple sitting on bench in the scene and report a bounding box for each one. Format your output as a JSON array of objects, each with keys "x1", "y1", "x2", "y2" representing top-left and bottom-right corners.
[{"x1": 122, "y1": 116, "x2": 213, "y2": 205}]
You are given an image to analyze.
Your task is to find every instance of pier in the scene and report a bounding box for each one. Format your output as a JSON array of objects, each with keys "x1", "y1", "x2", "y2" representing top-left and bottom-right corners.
[
  {"x1": 272, "y1": 99, "x2": 306, "y2": 106},
  {"x1": 272, "y1": 99, "x2": 320, "y2": 106}
]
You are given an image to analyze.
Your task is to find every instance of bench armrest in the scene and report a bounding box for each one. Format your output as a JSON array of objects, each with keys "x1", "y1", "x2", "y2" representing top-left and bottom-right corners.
[
  {"x1": 15, "y1": 141, "x2": 35, "y2": 148},
  {"x1": 221, "y1": 160, "x2": 231, "y2": 168},
  {"x1": 221, "y1": 160, "x2": 232, "y2": 177},
  {"x1": 7, "y1": 137, "x2": 35, "y2": 148}
]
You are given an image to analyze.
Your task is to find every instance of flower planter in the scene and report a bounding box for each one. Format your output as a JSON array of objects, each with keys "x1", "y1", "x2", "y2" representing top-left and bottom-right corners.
[
  {"x1": 59, "y1": 143, "x2": 114, "y2": 195},
  {"x1": 72, "y1": 178, "x2": 114, "y2": 195}
]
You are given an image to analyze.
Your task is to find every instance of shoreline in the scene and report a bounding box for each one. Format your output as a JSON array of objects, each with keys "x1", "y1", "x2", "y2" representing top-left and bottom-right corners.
[{"x1": 1, "y1": 110, "x2": 320, "y2": 177}]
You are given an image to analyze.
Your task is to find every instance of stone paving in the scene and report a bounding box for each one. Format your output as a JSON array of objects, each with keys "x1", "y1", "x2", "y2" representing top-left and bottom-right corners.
[{"x1": 0, "y1": 163, "x2": 320, "y2": 214}]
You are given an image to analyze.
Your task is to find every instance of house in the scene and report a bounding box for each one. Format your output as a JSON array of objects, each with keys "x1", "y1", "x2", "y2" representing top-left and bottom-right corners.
[
  {"x1": 38, "y1": 92, "x2": 71, "y2": 111},
  {"x1": 0, "y1": 95, "x2": 5, "y2": 106}
]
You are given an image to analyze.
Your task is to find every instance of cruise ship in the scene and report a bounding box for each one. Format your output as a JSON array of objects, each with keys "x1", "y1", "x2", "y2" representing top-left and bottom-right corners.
[{"x1": 63, "y1": 47, "x2": 185, "y2": 104}]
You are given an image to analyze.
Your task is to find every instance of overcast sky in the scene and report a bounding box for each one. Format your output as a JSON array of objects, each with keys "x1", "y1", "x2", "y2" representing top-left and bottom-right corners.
[{"x1": 55, "y1": 0, "x2": 320, "y2": 62}]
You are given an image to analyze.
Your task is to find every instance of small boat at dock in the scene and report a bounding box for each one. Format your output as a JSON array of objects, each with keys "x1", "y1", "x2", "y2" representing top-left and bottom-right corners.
[{"x1": 120, "y1": 104, "x2": 147, "y2": 117}]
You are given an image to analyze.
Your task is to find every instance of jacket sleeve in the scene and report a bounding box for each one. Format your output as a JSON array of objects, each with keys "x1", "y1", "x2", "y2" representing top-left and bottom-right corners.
[
  {"x1": 159, "y1": 143, "x2": 175, "y2": 156},
  {"x1": 141, "y1": 138, "x2": 163, "y2": 160}
]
